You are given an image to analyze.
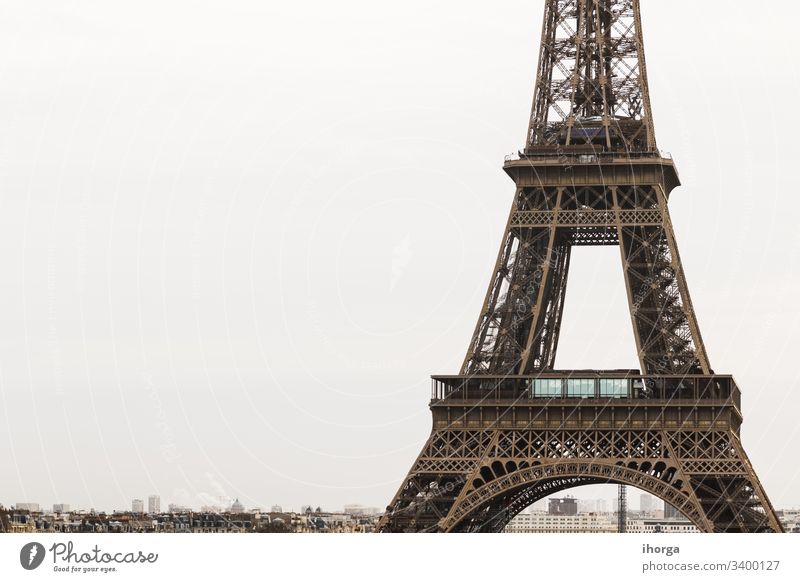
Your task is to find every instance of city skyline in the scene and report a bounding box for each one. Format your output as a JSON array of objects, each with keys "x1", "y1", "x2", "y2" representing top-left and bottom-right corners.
[
  {"x1": 6, "y1": 487, "x2": 800, "y2": 535},
  {"x1": 7, "y1": 487, "x2": 800, "y2": 516}
]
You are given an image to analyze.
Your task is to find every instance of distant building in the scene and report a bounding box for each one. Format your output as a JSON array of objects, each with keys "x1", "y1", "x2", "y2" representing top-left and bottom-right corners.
[
  {"x1": 168, "y1": 504, "x2": 191, "y2": 513},
  {"x1": 343, "y1": 505, "x2": 379, "y2": 516},
  {"x1": 270, "y1": 505, "x2": 282, "y2": 513},
  {"x1": 132, "y1": 499, "x2": 144, "y2": 514},
  {"x1": 505, "y1": 513, "x2": 697, "y2": 534},
  {"x1": 16, "y1": 503, "x2": 40, "y2": 512},
  {"x1": 190, "y1": 512, "x2": 252, "y2": 533},
  {"x1": 230, "y1": 499, "x2": 244, "y2": 513},
  {"x1": 298, "y1": 511, "x2": 359, "y2": 532},
  {"x1": 148, "y1": 496, "x2": 160, "y2": 514},
  {"x1": 664, "y1": 501, "x2": 682, "y2": 519},
  {"x1": 778, "y1": 509, "x2": 800, "y2": 532},
  {"x1": 53, "y1": 504, "x2": 70, "y2": 513},
  {"x1": 640, "y1": 494, "x2": 653, "y2": 513},
  {"x1": 627, "y1": 518, "x2": 697, "y2": 533},
  {"x1": 506, "y1": 512, "x2": 615, "y2": 533},
  {"x1": 6, "y1": 509, "x2": 36, "y2": 532},
  {"x1": 548, "y1": 497, "x2": 578, "y2": 516}
]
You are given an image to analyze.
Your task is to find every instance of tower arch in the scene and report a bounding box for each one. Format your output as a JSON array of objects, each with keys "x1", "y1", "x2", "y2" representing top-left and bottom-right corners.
[{"x1": 441, "y1": 460, "x2": 706, "y2": 532}]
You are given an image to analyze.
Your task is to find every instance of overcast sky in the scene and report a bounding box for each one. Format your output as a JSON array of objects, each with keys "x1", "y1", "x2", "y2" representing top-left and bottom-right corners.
[{"x1": 1, "y1": 0, "x2": 799, "y2": 513}]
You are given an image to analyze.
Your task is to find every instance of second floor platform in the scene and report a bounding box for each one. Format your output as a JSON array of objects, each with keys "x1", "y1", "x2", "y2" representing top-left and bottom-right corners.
[{"x1": 428, "y1": 371, "x2": 743, "y2": 432}]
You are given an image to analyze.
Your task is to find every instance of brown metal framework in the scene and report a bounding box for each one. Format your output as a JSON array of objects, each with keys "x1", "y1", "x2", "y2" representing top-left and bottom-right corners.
[{"x1": 378, "y1": 0, "x2": 781, "y2": 533}]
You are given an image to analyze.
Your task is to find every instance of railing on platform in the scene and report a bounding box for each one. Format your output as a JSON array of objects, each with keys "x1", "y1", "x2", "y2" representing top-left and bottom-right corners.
[
  {"x1": 504, "y1": 150, "x2": 673, "y2": 164},
  {"x1": 430, "y1": 372, "x2": 739, "y2": 406}
]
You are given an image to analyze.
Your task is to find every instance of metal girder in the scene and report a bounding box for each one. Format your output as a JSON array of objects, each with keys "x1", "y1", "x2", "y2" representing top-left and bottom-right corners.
[
  {"x1": 378, "y1": 424, "x2": 781, "y2": 533},
  {"x1": 528, "y1": 0, "x2": 655, "y2": 151},
  {"x1": 461, "y1": 183, "x2": 709, "y2": 377},
  {"x1": 379, "y1": 0, "x2": 780, "y2": 534}
]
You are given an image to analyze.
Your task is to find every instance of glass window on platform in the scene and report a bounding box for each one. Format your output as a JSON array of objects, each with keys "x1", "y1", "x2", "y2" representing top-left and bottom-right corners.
[
  {"x1": 533, "y1": 379, "x2": 562, "y2": 398},
  {"x1": 567, "y1": 378, "x2": 595, "y2": 398},
  {"x1": 599, "y1": 379, "x2": 629, "y2": 398}
]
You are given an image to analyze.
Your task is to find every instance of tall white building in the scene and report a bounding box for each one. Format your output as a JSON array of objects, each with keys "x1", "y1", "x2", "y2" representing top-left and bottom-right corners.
[
  {"x1": 52, "y1": 504, "x2": 70, "y2": 513},
  {"x1": 132, "y1": 499, "x2": 144, "y2": 513},
  {"x1": 640, "y1": 494, "x2": 653, "y2": 513},
  {"x1": 148, "y1": 495, "x2": 161, "y2": 514}
]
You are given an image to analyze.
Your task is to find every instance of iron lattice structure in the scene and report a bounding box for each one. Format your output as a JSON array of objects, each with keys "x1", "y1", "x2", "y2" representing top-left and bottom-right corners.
[{"x1": 378, "y1": 0, "x2": 782, "y2": 533}]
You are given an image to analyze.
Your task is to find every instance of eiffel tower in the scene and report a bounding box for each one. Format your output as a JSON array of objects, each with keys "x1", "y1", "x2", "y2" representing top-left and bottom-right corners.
[{"x1": 378, "y1": 0, "x2": 782, "y2": 533}]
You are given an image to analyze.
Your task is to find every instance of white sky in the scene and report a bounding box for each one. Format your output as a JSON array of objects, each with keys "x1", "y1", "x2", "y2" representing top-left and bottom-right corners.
[{"x1": 1, "y1": 0, "x2": 799, "y2": 513}]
